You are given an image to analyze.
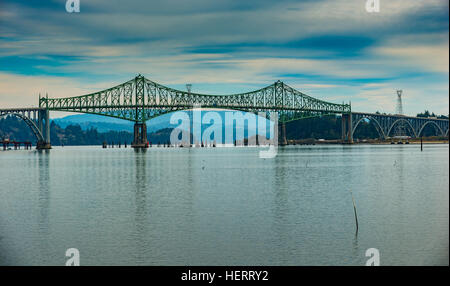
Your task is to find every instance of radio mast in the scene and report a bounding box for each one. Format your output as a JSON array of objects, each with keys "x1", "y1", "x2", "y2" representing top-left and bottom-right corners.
[
  {"x1": 393, "y1": 90, "x2": 408, "y2": 140},
  {"x1": 396, "y1": 90, "x2": 403, "y2": 115}
]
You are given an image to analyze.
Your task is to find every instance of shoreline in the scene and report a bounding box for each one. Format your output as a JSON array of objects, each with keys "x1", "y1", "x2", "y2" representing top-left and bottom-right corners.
[
  {"x1": 288, "y1": 138, "x2": 449, "y2": 145},
  {"x1": 351, "y1": 141, "x2": 449, "y2": 145}
]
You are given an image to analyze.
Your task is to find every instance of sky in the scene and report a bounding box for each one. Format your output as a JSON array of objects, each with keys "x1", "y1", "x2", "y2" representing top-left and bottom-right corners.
[{"x1": 0, "y1": 0, "x2": 448, "y2": 117}]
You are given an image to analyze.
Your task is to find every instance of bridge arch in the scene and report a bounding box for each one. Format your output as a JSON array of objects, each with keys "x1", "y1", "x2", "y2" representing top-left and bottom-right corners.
[
  {"x1": 0, "y1": 112, "x2": 45, "y2": 142},
  {"x1": 417, "y1": 121, "x2": 445, "y2": 137},
  {"x1": 387, "y1": 118, "x2": 417, "y2": 138},
  {"x1": 352, "y1": 116, "x2": 386, "y2": 139}
]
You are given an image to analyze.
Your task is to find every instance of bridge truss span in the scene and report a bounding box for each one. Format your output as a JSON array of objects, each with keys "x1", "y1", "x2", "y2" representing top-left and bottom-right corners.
[
  {"x1": 39, "y1": 75, "x2": 351, "y2": 124},
  {"x1": 3, "y1": 75, "x2": 447, "y2": 148}
]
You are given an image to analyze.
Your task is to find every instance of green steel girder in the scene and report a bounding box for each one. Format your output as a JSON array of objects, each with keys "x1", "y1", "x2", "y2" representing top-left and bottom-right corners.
[{"x1": 39, "y1": 75, "x2": 352, "y2": 123}]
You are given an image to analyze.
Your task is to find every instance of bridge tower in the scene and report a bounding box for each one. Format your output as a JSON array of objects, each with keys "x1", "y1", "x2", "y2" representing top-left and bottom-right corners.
[
  {"x1": 131, "y1": 75, "x2": 149, "y2": 148},
  {"x1": 37, "y1": 95, "x2": 51, "y2": 150}
]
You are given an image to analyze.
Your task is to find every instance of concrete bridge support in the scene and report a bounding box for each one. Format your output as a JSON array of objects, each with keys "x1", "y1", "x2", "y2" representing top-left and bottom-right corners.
[
  {"x1": 341, "y1": 113, "x2": 353, "y2": 144},
  {"x1": 132, "y1": 123, "x2": 148, "y2": 148},
  {"x1": 279, "y1": 122, "x2": 287, "y2": 146},
  {"x1": 36, "y1": 109, "x2": 51, "y2": 150}
]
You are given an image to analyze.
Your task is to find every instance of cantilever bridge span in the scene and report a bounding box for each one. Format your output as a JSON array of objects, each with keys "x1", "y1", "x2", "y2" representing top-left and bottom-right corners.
[
  {"x1": 1, "y1": 75, "x2": 448, "y2": 149},
  {"x1": 37, "y1": 75, "x2": 351, "y2": 147}
]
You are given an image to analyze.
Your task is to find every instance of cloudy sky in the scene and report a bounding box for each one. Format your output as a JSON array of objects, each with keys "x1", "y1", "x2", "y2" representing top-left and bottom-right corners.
[{"x1": 0, "y1": 0, "x2": 448, "y2": 117}]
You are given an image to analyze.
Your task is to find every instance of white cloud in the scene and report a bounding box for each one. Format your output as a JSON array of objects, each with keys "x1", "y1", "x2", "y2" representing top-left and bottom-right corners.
[
  {"x1": 373, "y1": 42, "x2": 449, "y2": 73},
  {"x1": 0, "y1": 72, "x2": 122, "y2": 117},
  {"x1": 0, "y1": 0, "x2": 448, "y2": 117}
]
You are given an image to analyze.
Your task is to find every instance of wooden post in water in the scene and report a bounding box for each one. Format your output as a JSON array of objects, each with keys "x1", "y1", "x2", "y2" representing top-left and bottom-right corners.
[
  {"x1": 350, "y1": 190, "x2": 359, "y2": 235},
  {"x1": 420, "y1": 136, "x2": 423, "y2": 151}
]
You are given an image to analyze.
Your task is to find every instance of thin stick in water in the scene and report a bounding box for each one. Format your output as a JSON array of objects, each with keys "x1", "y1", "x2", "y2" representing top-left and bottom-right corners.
[{"x1": 350, "y1": 190, "x2": 359, "y2": 234}]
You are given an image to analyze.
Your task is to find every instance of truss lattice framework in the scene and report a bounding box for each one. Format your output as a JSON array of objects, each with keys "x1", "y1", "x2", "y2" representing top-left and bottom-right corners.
[{"x1": 39, "y1": 75, "x2": 351, "y2": 123}]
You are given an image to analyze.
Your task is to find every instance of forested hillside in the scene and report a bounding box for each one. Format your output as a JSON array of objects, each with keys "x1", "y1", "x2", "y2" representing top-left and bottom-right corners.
[{"x1": 1, "y1": 111, "x2": 446, "y2": 145}]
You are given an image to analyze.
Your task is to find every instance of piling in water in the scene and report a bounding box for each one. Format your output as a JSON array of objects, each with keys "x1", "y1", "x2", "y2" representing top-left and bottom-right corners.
[{"x1": 350, "y1": 190, "x2": 359, "y2": 234}]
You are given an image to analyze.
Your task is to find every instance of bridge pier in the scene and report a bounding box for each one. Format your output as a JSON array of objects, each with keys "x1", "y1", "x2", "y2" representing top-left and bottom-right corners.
[
  {"x1": 36, "y1": 109, "x2": 51, "y2": 150},
  {"x1": 341, "y1": 113, "x2": 353, "y2": 144},
  {"x1": 132, "y1": 123, "x2": 149, "y2": 148},
  {"x1": 36, "y1": 141, "x2": 51, "y2": 150},
  {"x1": 279, "y1": 122, "x2": 287, "y2": 146}
]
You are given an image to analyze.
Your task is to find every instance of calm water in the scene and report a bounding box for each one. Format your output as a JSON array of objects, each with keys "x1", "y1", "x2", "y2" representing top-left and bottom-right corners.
[{"x1": 0, "y1": 144, "x2": 448, "y2": 266}]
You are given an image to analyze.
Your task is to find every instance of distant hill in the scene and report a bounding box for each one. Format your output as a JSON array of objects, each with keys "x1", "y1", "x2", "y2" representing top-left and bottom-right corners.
[
  {"x1": 52, "y1": 110, "x2": 273, "y2": 137},
  {"x1": 53, "y1": 114, "x2": 142, "y2": 132},
  {"x1": 2, "y1": 110, "x2": 274, "y2": 145}
]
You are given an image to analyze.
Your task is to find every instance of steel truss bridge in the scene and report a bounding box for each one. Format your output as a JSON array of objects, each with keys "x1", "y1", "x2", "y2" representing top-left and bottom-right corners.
[{"x1": 0, "y1": 75, "x2": 448, "y2": 149}]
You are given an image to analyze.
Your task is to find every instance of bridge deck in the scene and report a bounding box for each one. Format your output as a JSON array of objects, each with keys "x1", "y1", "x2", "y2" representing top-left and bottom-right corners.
[
  {"x1": 352, "y1": 111, "x2": 449, "y2": 122},
  {"x1": 0, "y1": 108, "x2": 44, "y2": 112}
]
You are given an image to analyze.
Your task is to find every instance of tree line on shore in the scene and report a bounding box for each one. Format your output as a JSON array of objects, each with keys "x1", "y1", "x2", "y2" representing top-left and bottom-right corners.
[
  {"x1": 0, "y1": 117, "x2": 174, "y2": 146},
  {"x1": 0, "y1": 111, "x2": 447, "y2": 145}
]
